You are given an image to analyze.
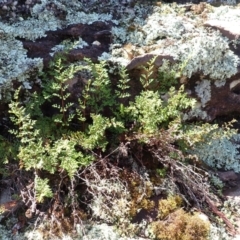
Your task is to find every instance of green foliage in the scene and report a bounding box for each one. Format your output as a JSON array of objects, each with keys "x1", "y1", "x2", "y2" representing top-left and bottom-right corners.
[
  {"x1": 139, "y1": 57, "x2": 156, "y2": 91},
  {"x1": 82, "y1": 114, "x2": 123, "y2": 150},
  {"x1": 156, "y1": 168, "x2": 167, "y2": 178},
  {"x1": 0, "y1": 135, "x2": 18, "y2": 166},
  {"x1": 139, "y1": 57, "x2": 180, "y2": 93},
  {"x1": 34, "y1": 176, "x2": 53, "y2": 203},
  {"x1": 210, "y1": 174, "x2": 224, "y2": 191},
  {"x1": 42, "y1": 55, "x2": 82, "y2": 126},
  {"x1": 4, "y1": 55, "x2": 199, "y2": 207},
  {"x1": 9, "y1": 88, "x2": 94, "y2": 176},
  {"x1": 9, "y1": 88, "x2": 39, "y2": 145},
  {"x1": 3, "y1": 53, "x2": 224, "y2": 238},
  {"x1": 126, "y1": 85, "x2": 195, "y2": 134},
  {"x1": 81, "y1": 59, "x2": 115, "y2": 114},
  {"x1": 115, "y1": 66, "x2": 131, "y2": 99},
  {"x1": 157, "y1": 60, "x2": 179, "y2": 93},
  {"x1": 49, "y1": 138, "x2": 92, "y2": 178}
]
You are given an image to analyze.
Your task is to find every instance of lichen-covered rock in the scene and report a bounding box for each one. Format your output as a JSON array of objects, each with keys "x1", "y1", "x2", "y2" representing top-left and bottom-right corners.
[
  {"x1": 0, "y1": 36, "x2": 43, "y2": 99},
  {"x1": 1, "y1": 0, "x2": 240, "y2": 121},
  {"x1": 0, "y1": 1, "x2": 116, "y2": 104}
]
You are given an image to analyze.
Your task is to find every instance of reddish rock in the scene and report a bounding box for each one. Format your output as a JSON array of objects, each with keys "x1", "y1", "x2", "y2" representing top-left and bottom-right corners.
[
  {"x1": 198, "y1": 74, "x2": 240, "y2": 121},
  {"x1": 126, "y1": 53, "x2": 175, "y2": 70},
  {"x1": 22, "y1": 21, "x2": 113, "y2": 67}
]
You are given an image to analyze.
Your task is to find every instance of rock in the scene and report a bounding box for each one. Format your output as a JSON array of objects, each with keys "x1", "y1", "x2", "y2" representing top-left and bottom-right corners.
[
  {"x1": 189, "y1": 73, "x2": 240, "y2": 121},
  {"x1": 0, "y1": 188, "x2": 11, "y2": 205},
  {"x1": 182, "y1": 15, "x2": 240, "y2": 121},
  {"x1": 126, "y1": 53, "x2": 175, "y2": 70},
  {"x1": 1, "y1": 1, "x2": 240, "y2": 124},
  {"x1": 22, "y1": 21, "x2": 112, "y2": 67},
  {"x1": 204, "y1": 20, "x2": 240, "y2": 40},
  {"x1": 198, "y1": 213, "x2": 210, "y2": 222},
  {"x1": 217, "y1": 170, "x2": 238, "y2": 182}
]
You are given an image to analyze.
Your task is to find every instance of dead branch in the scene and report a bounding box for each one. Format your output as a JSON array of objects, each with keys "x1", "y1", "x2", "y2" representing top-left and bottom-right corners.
[{"x1": 151, "y1": 145, "x2": 236, "y2": 235}]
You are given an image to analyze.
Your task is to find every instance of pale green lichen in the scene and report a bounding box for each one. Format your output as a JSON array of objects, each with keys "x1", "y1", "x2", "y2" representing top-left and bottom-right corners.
[
  {"x1": 208, "y1": 223, "x2": 234, "y2": 240},
  {"x1": 166, "y1": 29, "x2": 239, "y2": 80},
  {"x1": 214, "y1": 79, "x2": 226, "y2": 87},
  {"x1": 195, "y1": 79, "x2": 211, "y2": 107},
  {"x1": 183, "y1": 104, "x2": 211, "y2": 121},
  {"x1": 103, "y1": 4, "x2": 239, "y2": 81},
  {"x1": 50, "y1": 38, "x2": 89, "y2": 56},
  {"x1": 208, "y1": 5, "x2": 240, "y2": 21},
  {"x1": 0, "y1": 224, "x2": 12, "y2": 240},
  {"x1": 191, "y1": 134, "x2": 240, "y2": 172},
  {"x1": 88, "y1": 177, "x2": 131, "y2": 223},
  {"x1": 0, "y1": 36, "x2": 43, "y2": 99},
  {"x1": 141, "y1": 13, "x2": 186, "y2": 44},
  {"x1": 98, "y1": 49, "x2": 130, "y2": 67},
  {"x1": 66, "y1": 11, "x2": 117, "y2": 25}
]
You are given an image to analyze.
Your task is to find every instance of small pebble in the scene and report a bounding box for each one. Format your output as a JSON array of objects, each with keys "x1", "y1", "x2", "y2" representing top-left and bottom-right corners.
[
  {"x1": 2, "y1": 5, "x2": 8, "y2": 10},
  {"x1": 10, "y1": 12, "x2": 16, "y2": 18},
  {"x1": 92, "y1": 40, "x2": 101, "y2": 46}
]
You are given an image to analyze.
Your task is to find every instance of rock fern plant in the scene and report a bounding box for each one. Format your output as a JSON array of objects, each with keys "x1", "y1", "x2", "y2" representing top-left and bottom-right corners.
[
  {"x1": 5, "y1": 55, "x2": 198, "y2": 204},
  {"x1": 1, "y1": 54, "x2": 229, "y2": 238}
]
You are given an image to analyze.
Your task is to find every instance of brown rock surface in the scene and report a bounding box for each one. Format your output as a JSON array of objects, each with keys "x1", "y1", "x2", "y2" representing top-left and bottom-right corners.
[
  {"x1": 204, "y1": 20, "x2": 240, "y2": 40},
  {"x1": 199, "y1": 74, "x2": 240, "y2": 121},
  {"x1": 22, "y1": 21, "x2": 113, "y2": 67},
  {"x1": 218, "y1": 170, "x2": 238, "y2": 182}
]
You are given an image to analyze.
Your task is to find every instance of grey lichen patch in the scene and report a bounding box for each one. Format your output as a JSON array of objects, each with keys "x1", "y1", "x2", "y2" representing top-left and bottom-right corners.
[
  {"x1": 98, "y1": 48, "x2": 131, "y2": 67},
  {"x1": 100, "y1": 4, "x2": 239, "y2": 81},
  {"x1": 165, "y1": 29, "x2": 239, "y2": 80},
  {"x1": 66, "y1": 11, "x2": 116, "y2": 25},
  {"x1": 195, "y1": 79, "x2": 211, "y2": 107},
  {"x1": 89, "y1": 178, "x2": 131, "y2": 223},
  {"x1": 0, "y1": 36, "x2": 43, "y2": 99},
  {"x1": 0, "y1": 224, "x2": 12, "y2": 240},
  {"x1": 0, "y1": 7, "x2": 63, "y2": 41},
  {"x1": 11, "y1": 15, "x2": 62, "y2": 40},
  {"x1": 191, "y1": 134, "x2": 240, "y2": 172},
  {"x1": 208, "y1": 5, "x2": 240, "y2": 21},
  {"x1": 183, "y1": 103, "x2": 211, "y2": 120},
  {"x1": 209, "y1": 0, "x2": 239, "y2": 5},
  {"x1": 31, "y1": 0, "x2": 117, "y2": 27},
  {"x1": 214, "y1": 79, "x2": 226, "y2": 87},
  {"x1": 141, "y1": 13, "x2": 186, "y2": 44},
  {"x1": 18, "y1": 222, "x2": 145, "y2": 240},
  {"x1": 50, "y1": 38, "x2": 89, "y2": 57}
]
